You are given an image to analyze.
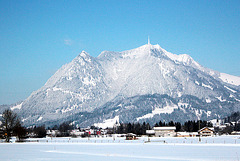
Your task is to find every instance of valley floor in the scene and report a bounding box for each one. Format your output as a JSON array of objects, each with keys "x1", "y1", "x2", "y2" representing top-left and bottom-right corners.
[{"x1": 0, "y1": 135, "x2": 240, "y2": 161}]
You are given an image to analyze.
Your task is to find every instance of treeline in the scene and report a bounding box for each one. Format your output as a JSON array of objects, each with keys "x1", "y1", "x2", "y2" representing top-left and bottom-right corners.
[
  {"x1": 27, "y1": 126, "x2": 47, "y2": 138},
  {"x1": 49, "y1": 121, "x2": 74, "y2": 137},
  {"x1": 182, "y1": 120, "x2": 212, "y2": 132},
  {"x1": 113, "y1": 120, "x2": 212, "y2": 135},
  {"x1": 28, "y1": 121, "x2": 74, "y2": 138},
  {"x1": 154, "y1": 121, "x2": 182, "y2": 132},
  {"x1": 224, "y1": 112, "x2": 240, "y2": 132},
  {"x1": 224, "y1": 111, "x2": 240, "y2": 123},
  {"x1": 116, "y1": 122, "x2": 151, "y2": 135}
]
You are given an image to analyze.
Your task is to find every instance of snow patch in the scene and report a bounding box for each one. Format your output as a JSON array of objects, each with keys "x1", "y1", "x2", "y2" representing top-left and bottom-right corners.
[
  {"x1": 216, "y1": 96, "x2": 226, "y2": 102},
  {"x1": 219, "y1": 73, "x2": 240, "y2": 86},
  {"x1": 207, "y1": 111, "x2": 211, "y2": 117},
  {"x1": 230, "y1": 94, "x2": 240, "y2": 102},
  {"x1": 137, "y1": 105, "x2": 178, "y2": 121},
  {"x1": 195, "y1": 109, "x2": 203, "y2": 120},
  {"x1": 177, "y1": 92, "x2": 182, "y2": 97},
  {"x1": 235, "y1": 98, "x2": 240, "y2": 102},
  {"x1": 83, "y1": 76, "x2": 96, "y2": 86},
  {"x1": 37, "y1": 116, "x2": 43, "y2": 121},
  {"x1": 165, "y1": 52, "x2": 201, "y2": 69},
  {"x1": 202, "y1": 83, "x2": 213, "y2": 90},
  {"x1": 53, "y1": 87, "x2": 63, "y2": 91},
  {"x1": 224, "y1": 86, "x2": 237, "y2": 93},
  {"x1": 178, "y1": 103, "x2": 189, "y2": 107},
  {"x1": 80, "y1": 51, "x2": 91, "y2": 62},
  {"x1": 22, "y1": 118, "x2": 28, "y2": 122},
  {"x1": 195, "y1": 81, "x2": 200, "y2": 85},
  {"x1": 94, "y1": 116, "x2": 119, "y2": 129},
  {"x1": 61, "y1": 105, "x2": 78, "y2": 114},
  {"x1": 125, "y1": 105, "x2": 135, "y2": 109},
  {"x1": 10, "y1": 102, "x2": 23, "y2": 110},
  {"x1": 206, "y1": 98, "x2": 211, "y2": 103},
  {"x1": 51, "y1": 87, "x2": 90, "y2": 102},
  {"x1": 46, "y1": 88, "x2": 50, "y2": 96}
]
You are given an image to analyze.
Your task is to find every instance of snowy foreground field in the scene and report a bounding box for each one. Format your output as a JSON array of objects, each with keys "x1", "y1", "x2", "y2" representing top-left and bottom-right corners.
[{"x1": 0, "y1": 136, "x2": 240, "y2": 161}]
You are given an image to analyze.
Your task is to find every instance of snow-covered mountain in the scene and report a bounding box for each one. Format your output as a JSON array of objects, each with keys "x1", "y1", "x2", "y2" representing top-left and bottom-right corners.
[{"x1": 10, "y1": 43, "x2": 240, "y2": 127}]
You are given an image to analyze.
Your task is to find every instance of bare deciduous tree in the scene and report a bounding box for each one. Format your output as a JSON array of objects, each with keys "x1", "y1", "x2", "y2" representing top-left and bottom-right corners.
[{"x1": 1, "y1": 109, "x2": 19, "y2": 142}]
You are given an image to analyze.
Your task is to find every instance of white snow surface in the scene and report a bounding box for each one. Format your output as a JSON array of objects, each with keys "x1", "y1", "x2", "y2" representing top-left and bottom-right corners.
[
  {"x1": 216, "y1": 96, "x2": 226, "y2": 102},
  {"x1": 202, "y1": 83, "x2": 213, "y2": 90},
  {"x1": 137, "y1": 104, "x2": 178, "y2": 121},
  {"x1": 10, "y1": 102, "x2": 23, "y2": 111},
  {"x1": 1, "y1": 136, "x2": 240, "y2": 161},
  {"x1": 205, "y1": 98, "x2": 211, "y2": 103},
  {"x1": 195, "y1": 80, "x2": 200, "y2": 85},
  {"x1": 94, "y1": 116, "x2": 119, "y2": 129},
  {"x1": 220, "y1": 73, "x2": 240, "y2": 86},
  {"x1": 224, "y1": 85, "x2": 237, "y2": 93},
  {"x1": 37, "y1": 116, "x2": 43, "y2": 121}
]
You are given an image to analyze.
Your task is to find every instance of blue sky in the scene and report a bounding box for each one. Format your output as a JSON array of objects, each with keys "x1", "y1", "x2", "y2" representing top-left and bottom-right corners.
[{"x1": 0, "y1": 0, "x2": 239, "y2": 105}]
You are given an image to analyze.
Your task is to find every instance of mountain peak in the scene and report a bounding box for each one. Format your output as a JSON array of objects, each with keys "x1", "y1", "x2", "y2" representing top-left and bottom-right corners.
[
  {"x1": 79, "y1": 50, "x2": 89, "y2": 57},
  {"x1": 125, "y1": 43, "x2": 164, "y2": 53},
  {"x1": 14, "y1": 43, "x2": 240, "y2": 127}
]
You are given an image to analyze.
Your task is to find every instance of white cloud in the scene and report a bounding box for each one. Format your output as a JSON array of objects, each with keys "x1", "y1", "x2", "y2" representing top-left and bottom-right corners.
[{"x1": 64, "y1": 39, "x2": 73, "y2": 46}]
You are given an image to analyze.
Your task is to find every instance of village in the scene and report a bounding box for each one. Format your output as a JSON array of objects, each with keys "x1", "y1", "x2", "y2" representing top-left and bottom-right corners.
[
  {"x1": 1, "y1": 110, "x2": 240, "y2": 143},
  {"x1": 44, "y1": 119, "x2": 240, "y2": 140}
]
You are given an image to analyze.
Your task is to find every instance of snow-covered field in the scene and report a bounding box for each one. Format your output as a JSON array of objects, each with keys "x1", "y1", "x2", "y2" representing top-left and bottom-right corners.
[{"x1": 0, "y1": 135, "x2": 240, "y2": 161}]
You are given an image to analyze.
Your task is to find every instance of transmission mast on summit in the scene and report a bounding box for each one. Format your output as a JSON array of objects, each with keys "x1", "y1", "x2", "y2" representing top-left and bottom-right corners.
[{"x1": 148, "y1": 36, "x2": 150, "y2": 45}]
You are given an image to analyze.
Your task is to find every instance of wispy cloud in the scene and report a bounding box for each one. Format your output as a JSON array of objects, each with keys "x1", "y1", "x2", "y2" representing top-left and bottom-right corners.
[{"x1": 64, "y1": 39, "x2": 73, "y2": 46}]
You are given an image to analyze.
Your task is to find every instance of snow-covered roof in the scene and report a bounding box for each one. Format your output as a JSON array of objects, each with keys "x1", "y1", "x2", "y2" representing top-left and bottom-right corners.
[
  {"x1": 153, "y1": 126, "x2": 176, "y2": 130},
  {"x1": 126, "y1": 133, "x2": 136, "y2": 136},
  {"x1": 198, "y1": 127, "x2": 214, "y2": 132},
  {"x1": 177, "y1": 132, "x2": 198, "y2": 135},
  {"x1": 146, "y1": 130, "x2": 155, "y2": 134}
]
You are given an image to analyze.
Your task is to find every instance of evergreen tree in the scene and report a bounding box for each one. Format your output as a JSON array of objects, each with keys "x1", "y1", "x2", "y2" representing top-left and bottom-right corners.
[
  {"x1": 127, "y1": 123, "x2": 132, "y2": 133},
  {"x1": 175, "y1": 122, "x2": 182, "y2": 132},
  {"x1": 168, "y1": 121, "x2": 175, "y2": 126},
  {"x1": 159, "y1": 121, "x2": 163, "y2": 126}
]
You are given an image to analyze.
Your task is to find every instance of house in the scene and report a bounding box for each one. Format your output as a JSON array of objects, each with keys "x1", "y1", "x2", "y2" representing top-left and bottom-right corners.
[
  {"x1": 46, "y1": 130, "x2": 61, "y2": 137},
  {"x1": 126, "y1": 133, "x2": 137, "y2": 140},
  {"x1": 198, "y1": 127, "x2": 214, "y2": 137},
  {"x1": 231, "y1": 131, "x2": 240, "y2": 135},
  {"x1": 70, "y1": 129, "x2": 85, "y2": 137},
  {"x1": 153, "y1": 126, "x2": 176, "y2": 137}
]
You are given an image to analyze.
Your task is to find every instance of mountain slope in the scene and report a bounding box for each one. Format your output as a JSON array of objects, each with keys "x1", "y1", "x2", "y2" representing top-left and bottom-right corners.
[{"x1": 10, "y1": 43, "x2": 240, "y2": 127}]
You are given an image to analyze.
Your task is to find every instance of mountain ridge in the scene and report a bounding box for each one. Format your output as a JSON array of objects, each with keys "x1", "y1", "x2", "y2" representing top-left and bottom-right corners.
[{"x1": 7, "y1": 43, "x2": 240, "y2": 127}]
